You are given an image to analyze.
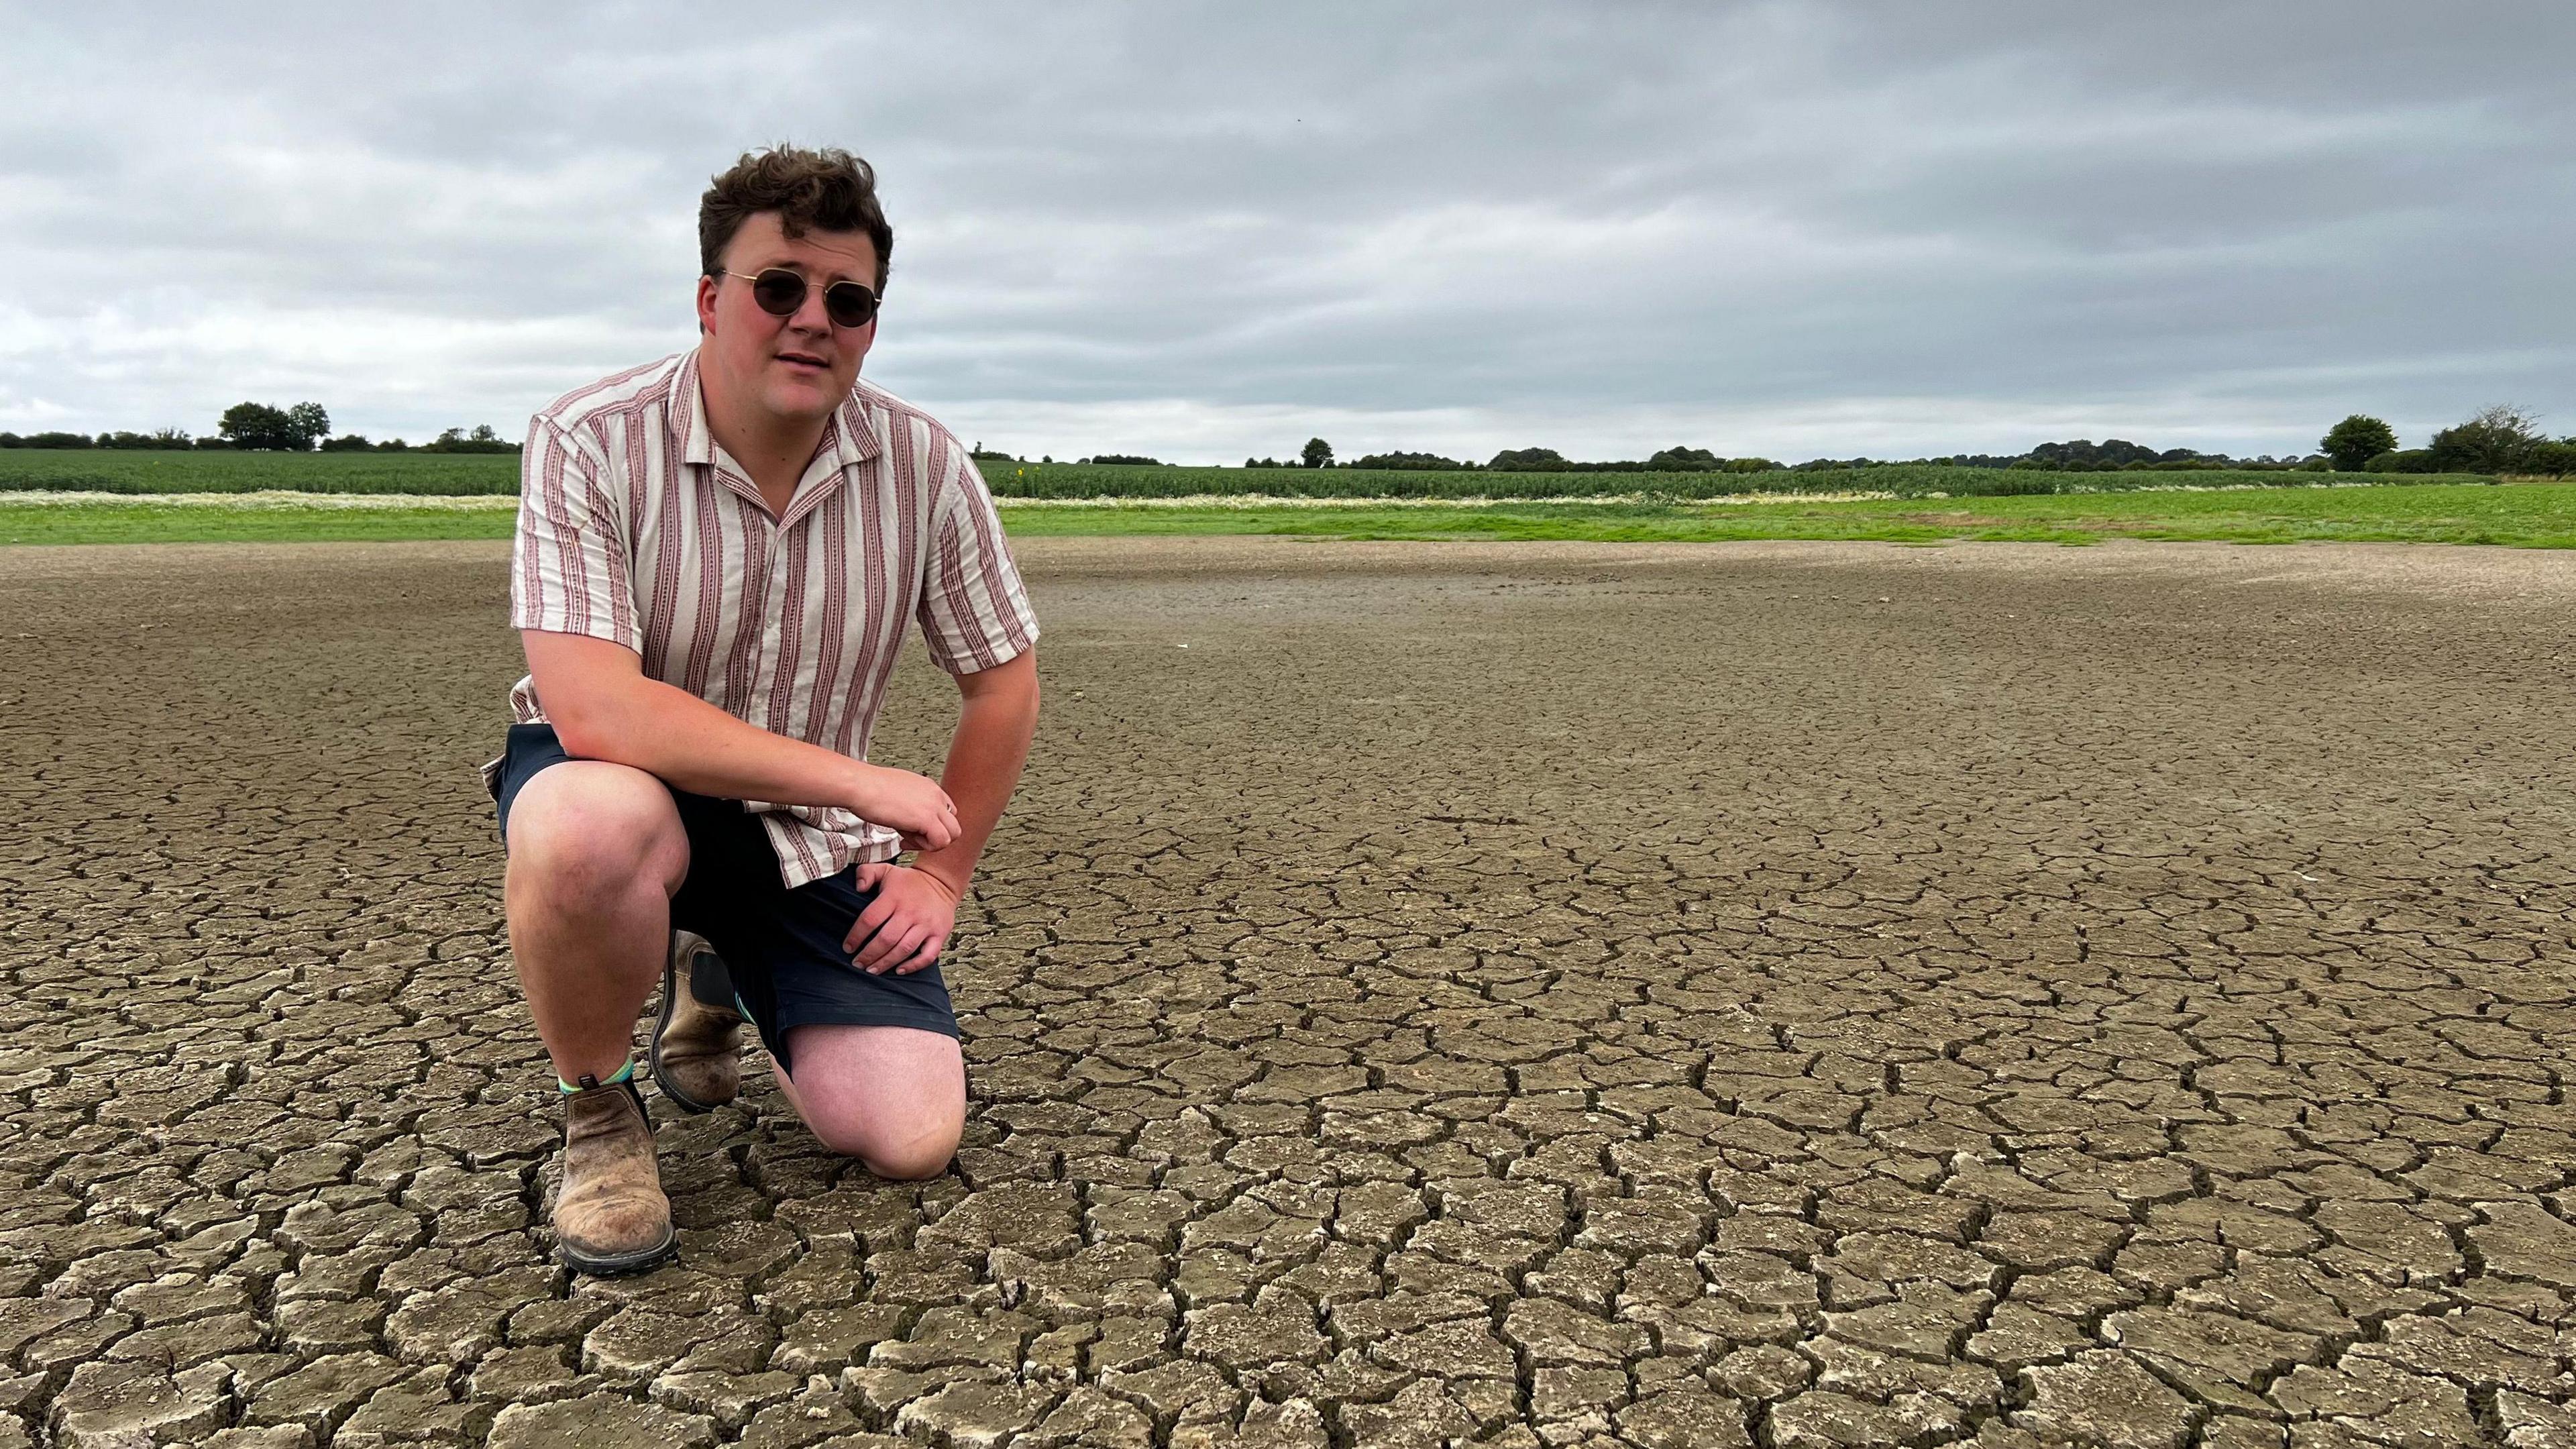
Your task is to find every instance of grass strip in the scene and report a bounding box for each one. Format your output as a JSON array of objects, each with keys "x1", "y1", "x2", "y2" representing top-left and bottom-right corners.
[
  {"x1": 5, "y1": 483, "x2": 2574, "y2": 548},
  {"x1": 0, "y1": 500, "x2": 519, "y2": 545}
]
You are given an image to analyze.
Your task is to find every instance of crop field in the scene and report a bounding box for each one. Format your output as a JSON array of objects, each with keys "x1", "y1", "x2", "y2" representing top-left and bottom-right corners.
[
  {"x1": 0, "y1": 447, "x2": 2489, "y2": 502},
  {"x1": 3, "y1": 536, "x2": 2571, "y2": 1446},
  {"x1": 971, "y1": 460, "x2": 2447, "y2": 500},
  {"x1": 0, "y1": 449, "x2": 521, "y2": 495},
  {"x1": 5, "y1": 481, "x2": 2573, "y2": 549}
]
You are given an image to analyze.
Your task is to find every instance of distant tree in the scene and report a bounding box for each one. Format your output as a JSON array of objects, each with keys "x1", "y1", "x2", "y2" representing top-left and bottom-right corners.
[
  {"x1": 319, "y1": 433, "x2": 374, "y2": 452},
  {"x1": 1089, "y1": 453, "x2": 1164, "y2": 466},
  {"x1": 1352, "y1": 451, "x2": 1468, "y2": 470},
  {"x1": 218, "y1": 402, "x2": 299, "y2": 450},
  {"x1": 1300, "y1": 437, "x2": 1334, "y2": 468},
  {"x1": 284, "y1": 402, "x2": 330, "y2": 451},
  {"x1": 1648, "y1": 445, "x2": 1721, "y2": 470},
  {"x1": 1487, "y1": 447, "x2": 1568, "y2": 471},
  {"x1": 2318, "y1": 415, "x2": 2397, "y2": 472},
  {"x1": 2427, "y1": 405, "x2": 2543, "y2": 474},
  {"x1": 423, "y1": 425, "x2": 519, "y2": 454},
  {"x1": 2023, "y1": 438, "x2": 2161, "y2": 471},
  {"x1": 21, "y1": 431, "x2": 93, "y2": 449},
  {"x1": 2522, "y1": 439, "x2": 2576, "y2": 478}
]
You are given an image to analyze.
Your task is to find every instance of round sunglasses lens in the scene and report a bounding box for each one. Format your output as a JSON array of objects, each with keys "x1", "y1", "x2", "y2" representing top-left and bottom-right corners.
[
  {"x1": 822, "y1": 283, "x2": 877, "y2": 328},
  {"x1": 749, "y1": 271, "x2": 807, "y2": 316}
]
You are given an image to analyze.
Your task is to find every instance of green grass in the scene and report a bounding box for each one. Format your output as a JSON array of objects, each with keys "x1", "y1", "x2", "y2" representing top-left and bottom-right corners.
[
  {"x1": 7, "y1": 482, "x2": 2575, "y2": 549},
  {"x1": 991, "y1": 484, "x2": 2576, "y2": 547},
  {"x1": 0, "y1": 500, "x2": 519, "y2": 546},
  {"x1": 0, "y1": 448, "x2": 2496, "y2": 500}
]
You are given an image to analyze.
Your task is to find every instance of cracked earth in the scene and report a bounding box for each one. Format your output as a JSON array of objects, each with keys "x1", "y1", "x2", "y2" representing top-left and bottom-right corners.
[{"x1": 2, "y1": 535, "x2": 2573, "y2": 1449}]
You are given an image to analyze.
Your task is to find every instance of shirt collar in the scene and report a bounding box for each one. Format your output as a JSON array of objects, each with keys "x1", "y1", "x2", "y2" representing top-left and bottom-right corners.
[
  {"x1": 822, "y1": 388, "x2": 880, "y2": 470},
  {"x1": 676, "y1": 348, "x2": 716, "y2": 468}
]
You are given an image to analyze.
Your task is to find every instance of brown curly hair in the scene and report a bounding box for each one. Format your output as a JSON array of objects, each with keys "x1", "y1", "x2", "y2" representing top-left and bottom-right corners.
[{"x1": 699, "y1": 146, "x2": 893, "y2": 291}]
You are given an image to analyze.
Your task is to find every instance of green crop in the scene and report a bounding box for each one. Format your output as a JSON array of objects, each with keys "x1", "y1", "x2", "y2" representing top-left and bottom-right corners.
[
  {"x1": 0, "y1": 449, "x2": 2499, "y2": 501},
  {"x1": 0, "y1": 451, "x2": 519, "y2": 494}
]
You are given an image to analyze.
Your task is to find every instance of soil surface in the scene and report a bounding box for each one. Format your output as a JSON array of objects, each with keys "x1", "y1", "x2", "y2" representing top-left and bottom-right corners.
[{"x1": 3, "y1": 537, "x2": 2572, "y2": 1448}]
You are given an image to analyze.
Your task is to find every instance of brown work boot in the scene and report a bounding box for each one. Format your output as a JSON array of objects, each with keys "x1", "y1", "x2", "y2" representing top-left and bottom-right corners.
[
  {"x1": 650, "y1": 930, "x2": 744, "y2": 1114},
  {"x1": 553, "y1": 1071, "x2": 675, "y2": 1275}
]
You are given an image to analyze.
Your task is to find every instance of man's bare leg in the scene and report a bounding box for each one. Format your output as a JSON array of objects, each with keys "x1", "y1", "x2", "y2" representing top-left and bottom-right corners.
[
  {"x1": 773, "y1": 1025, "x2": 965, "y2": 1180},
  {"x1": 503, "y1": 759, "x2": 693, "y2": 1274},
  {"x1": 503, "y1": 761, "x2": 691, "y2": 1084}
]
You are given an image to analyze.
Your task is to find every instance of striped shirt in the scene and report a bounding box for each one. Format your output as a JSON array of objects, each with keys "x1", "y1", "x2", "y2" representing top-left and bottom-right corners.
[{"x1": 502, "y1": 348, "x2": 1038, "y2": 888}]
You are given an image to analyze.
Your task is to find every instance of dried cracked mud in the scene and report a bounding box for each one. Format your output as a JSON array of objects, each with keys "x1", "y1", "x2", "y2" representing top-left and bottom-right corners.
[{"x1": 3, "y1": 535, "x2": 2573, "y2": 1449}]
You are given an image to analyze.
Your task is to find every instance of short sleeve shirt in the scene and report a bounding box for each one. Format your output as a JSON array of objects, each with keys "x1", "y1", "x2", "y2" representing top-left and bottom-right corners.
[{"x1": 505, "y1": 348, "x2": 1038, "y2": 888}]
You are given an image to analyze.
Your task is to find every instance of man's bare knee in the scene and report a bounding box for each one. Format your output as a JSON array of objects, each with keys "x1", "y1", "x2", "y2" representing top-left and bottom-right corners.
[
  {"x1": 782, "y1": 1027, "x2": 965, "y2": 1179},
  {"x1": 865, "y1": 1145, "x2": 957, "y2": 1183},
  {"x1": 505, "y1": 763, "x2": 688, "y2": 911},
  {"x1": 793, "y1": 1083, "x2": 959, "y2": 1177}
]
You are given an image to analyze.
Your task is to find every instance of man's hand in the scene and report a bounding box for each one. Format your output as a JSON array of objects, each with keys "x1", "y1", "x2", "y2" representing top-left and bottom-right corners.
[
  {"x1": 851, "y1": 764, "x2": 960, "y2": 853},
  {"x1": 845, "y1": 862, "x2": 961, "y2": 975}
]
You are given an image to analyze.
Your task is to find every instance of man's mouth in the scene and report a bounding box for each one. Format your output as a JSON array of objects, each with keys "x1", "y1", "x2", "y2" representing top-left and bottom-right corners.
[{"x1": 775, "y1": 350, "x2": 831, "y2": 373}]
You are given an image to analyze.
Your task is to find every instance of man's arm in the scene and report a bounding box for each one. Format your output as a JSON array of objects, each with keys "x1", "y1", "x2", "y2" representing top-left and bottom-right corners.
[
  {"x1": 846, "y1": 648, "x2": 1040, "y2": 974},
  {"x1": 523, "y1": 629, "x2": 961, "y2": 851}
]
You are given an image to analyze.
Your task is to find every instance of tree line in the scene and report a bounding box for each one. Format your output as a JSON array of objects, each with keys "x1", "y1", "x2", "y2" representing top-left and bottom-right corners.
[
  {"x1": 2324, "y1": 407, "x2": 2574, "y2": 476},
  {"x1": 0, "y1": 402, "x2": 517, "y2": 453},
  {"x1": 1224, "y1": 407, "x2": 2572, "y2": 476},
  {"x1": 11, "y1": 404, "x2": 2569, "y2": 476}
]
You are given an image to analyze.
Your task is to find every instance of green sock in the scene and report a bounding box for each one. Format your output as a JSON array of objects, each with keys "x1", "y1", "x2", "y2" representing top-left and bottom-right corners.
[{"x1": 557, "y1": 1058, "x2": 637, "y2": 1095}]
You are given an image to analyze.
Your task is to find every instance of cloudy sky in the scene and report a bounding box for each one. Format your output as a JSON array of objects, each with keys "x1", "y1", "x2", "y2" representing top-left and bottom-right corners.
[{"x1": 5, "y1": 3, "x2": 2570, "y2": 463}]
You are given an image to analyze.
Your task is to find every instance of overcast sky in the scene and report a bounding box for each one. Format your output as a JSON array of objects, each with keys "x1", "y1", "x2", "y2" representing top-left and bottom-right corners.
[{"x1": 4, "y1": 3, "x2": 2570, "y2": 463}]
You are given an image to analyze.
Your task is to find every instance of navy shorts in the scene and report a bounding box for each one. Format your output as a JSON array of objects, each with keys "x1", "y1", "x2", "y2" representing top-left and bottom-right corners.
[{"x1": 489, "y1": 723, "x2": 958, "y2": 1077}]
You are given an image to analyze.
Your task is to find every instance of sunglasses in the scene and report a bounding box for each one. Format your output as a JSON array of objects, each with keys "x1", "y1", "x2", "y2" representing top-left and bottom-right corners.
[{"x1": 718, "y1": 268, "x2": 881, "y2": 329}]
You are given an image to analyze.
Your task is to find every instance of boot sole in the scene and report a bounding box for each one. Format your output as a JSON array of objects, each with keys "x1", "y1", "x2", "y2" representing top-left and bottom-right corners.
[
  {"x1": 559, "y1": 1226, "x2": 678, "y2": 1277},
  {"x1": 650, "y1": 934, "x2": 729, "y2": 1116}
]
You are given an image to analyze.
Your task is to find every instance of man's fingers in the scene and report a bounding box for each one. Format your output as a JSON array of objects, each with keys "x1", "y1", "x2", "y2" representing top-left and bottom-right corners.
[
  {"x1": 892, "y1": 931, "x2": 947, "y2": 975},
  {"x1": 866, "y1": 924, "x2": 930, "y2": 974},
  {"x1": 855, "y1": 910, "x2": 916, "y2": 969},
  {"x1": 843, "y1": 894, "x2": 899, "y2": 953}
]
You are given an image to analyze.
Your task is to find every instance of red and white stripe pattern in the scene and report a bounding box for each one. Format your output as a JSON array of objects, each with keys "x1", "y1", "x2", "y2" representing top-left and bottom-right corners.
[{"x1": 507, "y1": 349, "x2": 1038, "y2": 888}]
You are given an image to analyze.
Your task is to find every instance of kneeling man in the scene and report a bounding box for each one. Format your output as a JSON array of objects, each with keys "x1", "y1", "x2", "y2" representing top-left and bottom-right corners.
[{"x1": 486, "y1": 146, "x2": 1040, "y2": 1275}]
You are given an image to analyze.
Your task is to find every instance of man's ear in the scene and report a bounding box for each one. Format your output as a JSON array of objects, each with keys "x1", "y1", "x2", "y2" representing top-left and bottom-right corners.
[{"x1": 694, "y1": 274, "x2": 720, "y2": 336}]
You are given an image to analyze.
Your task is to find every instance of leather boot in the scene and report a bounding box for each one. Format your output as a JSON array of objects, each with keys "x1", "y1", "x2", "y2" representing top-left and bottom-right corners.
[
  {"x1": 553, "y1": 1071, "x2": 675, "y2": 1275},
  {"x1": 650, "y1": 930, "x2": 744, "y2": 1114}
]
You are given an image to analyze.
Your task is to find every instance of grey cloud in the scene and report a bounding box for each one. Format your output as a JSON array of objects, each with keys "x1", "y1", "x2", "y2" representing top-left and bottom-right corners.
[{"x1": 2, "y1": 1, "x2": 2569, "y2": 460}]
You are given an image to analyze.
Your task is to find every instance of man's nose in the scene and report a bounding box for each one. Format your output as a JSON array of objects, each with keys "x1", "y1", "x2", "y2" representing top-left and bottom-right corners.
[{"x1": 788, "y1": 285, "x2": 835, "y2": 335}]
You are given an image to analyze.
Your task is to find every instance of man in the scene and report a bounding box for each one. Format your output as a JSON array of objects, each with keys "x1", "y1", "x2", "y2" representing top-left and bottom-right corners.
[{"x1": 485, "y1": 146, "x2": 1040, "y2": 1275}]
